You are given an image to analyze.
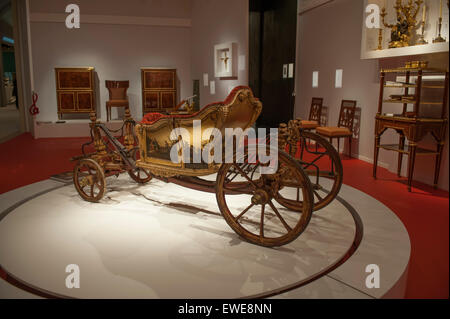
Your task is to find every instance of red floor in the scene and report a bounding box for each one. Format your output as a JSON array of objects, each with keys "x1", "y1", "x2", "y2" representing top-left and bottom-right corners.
[{"x1": 0, "y1": 133, "x2": 448, "y2": 299}]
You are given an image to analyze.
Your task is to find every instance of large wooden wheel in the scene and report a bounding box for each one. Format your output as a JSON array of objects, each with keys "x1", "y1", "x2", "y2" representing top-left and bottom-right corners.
[
  {"x1": 279, "y1": 130, "x2": 343, "y2": 212},
  {"x1": 216, "y1": 146, "x2": 314, "y2": 247},
  {"x1": 73, "y1": 158, "x2": 106, "y2": 202},
  {"x1": 127, "y1": 148, "x2": 152, "y2": 184}
]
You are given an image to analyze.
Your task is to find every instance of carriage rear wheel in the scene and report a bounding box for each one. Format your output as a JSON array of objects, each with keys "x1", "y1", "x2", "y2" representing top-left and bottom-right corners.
[
  {"x1": 127, "y1": 148, "x2": 152, "y2": 184},
  {"x1": 277, "y1": 130, "x2": 343, "y2": 212},
  {"x1": 216, "y1": 147, "x2": 314, "y2": 247},
  {"x1": 73, "y1": 158, "x2": 106, "y2": 202}
]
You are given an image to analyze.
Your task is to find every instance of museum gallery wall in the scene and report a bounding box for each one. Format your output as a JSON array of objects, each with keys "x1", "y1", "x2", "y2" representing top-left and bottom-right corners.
[
  {"x1": 29, "y1": 0, "x2": 248, "y2": 123},
  {"x1": 27, "y1": 0, "x2": 449, "y2": 191},
  {"x1": 30, "y1": 0, "x2": 192, "y2": 123},
  {"x1": 296, "y1": 0, "x2": 449, "y2": 191},
  {"x1": 191, "y1": 0, "x2": 248, "y2": 106}
]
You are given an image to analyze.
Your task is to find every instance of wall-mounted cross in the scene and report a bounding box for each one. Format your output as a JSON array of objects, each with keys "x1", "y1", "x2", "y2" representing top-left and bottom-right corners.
[{"x1": 220, "y1": 52, "x2": 230, "y2": 70}]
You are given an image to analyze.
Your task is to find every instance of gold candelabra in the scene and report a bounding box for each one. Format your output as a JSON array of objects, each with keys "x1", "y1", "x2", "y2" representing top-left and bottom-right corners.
[
  {"x1": 381, "y1": 0, "x2": 424, "y2": 48},
  {"x1": 377, "y1": 28, "x2": 384, "y2": 50},
  {"x1": 416, "y1": 20, "x2": 428, "y2": 44},
  {"x1": 433, "y1": 17, "x2": 446, "y2": 43}
]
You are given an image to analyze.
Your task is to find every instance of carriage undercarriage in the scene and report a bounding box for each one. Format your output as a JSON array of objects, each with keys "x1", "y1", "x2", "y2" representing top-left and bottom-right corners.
[{"x1": 72, "y1": 87, "x2": 342, "y2": 247}]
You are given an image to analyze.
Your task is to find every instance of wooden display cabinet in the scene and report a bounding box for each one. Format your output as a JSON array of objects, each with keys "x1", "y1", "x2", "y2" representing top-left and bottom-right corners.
[
  {"x1": 55, "y1": 67, "x2": 96, "y2": 119},
  {"x1": 373, "y1": 66, "x2": 449, "y2": 191},
  {"x1": 141, "y1": 68, "x2": 177, "y2": 115}
]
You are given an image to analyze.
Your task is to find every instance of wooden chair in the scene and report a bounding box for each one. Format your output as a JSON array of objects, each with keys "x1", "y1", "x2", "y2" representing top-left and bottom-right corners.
[
  {"x1": 316, "y1": 100, "x2": 357, "y2": 158},
  {"x1": 105, "y1": 80, "x2": 129, "y2": 121},
  {"x1": 300, "y1": 97, "x2": 323, "y2": 130}
]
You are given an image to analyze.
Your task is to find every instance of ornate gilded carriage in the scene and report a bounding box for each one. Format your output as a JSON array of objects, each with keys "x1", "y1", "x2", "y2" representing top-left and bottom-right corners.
[
  {"x1": 72, "y1": 86, "x2": 343, "y2": 247},
  {"x1": 134, "y1": 86, "x2": 261, "y2": 178}
]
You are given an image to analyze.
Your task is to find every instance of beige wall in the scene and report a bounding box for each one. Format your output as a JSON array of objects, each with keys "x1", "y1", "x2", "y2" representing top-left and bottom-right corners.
[
  {"x1": 191, "y1": 0, "x2": 249, "y2": 106},
  {"x1": 295, "y1": 0, "x2": 449, "y2": 190},
  {"x1": 30, "y1": 0, "x2": 193, "y2": 18},
  {"x1": 30, "y1": 0, "x2": 193, "y2": 122},
  {"x1": 29, "y1": 0, "x2": 249, "y2": 122}
]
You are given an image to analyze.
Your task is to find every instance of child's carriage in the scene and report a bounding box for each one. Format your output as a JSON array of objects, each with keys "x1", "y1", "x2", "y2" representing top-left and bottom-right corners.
[{"x1": 72, "y1": 86, "x2": 342, "y2": 247}]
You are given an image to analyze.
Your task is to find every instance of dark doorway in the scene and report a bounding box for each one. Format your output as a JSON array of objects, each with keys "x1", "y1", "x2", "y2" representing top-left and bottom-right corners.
[{"x1": 249, "y1": 0, "x2": 297, "y2": 128}]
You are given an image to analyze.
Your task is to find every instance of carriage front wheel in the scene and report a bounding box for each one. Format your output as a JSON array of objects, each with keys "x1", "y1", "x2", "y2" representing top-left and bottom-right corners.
[
  {"x1": 127, "y1": 148, "x2": 152, "y2": 184},
  {"x1": 73, "y1": 158, "x2": 106, "y2": 202},
  {"x1": 215, "y1": 147, "x2": 314, "y2": 247}
]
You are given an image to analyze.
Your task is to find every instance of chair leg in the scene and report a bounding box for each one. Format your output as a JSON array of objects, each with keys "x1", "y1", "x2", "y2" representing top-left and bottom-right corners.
[
  {"x1": 337, "y1": 138, "x2": 340, "y2": 154},
  {"x1": 373, "y1": 136, "x2": 380, "y2": 179},
  {"x1": 106, "y1": 106, "x2": 110, "y2": 122},
  {"x1": 434, "y1": 143, "x2": 444, "y2": 188},
  {"x1": 398, "y1": 134, "x2": 405, "y2": 177},
  {"x1": 329, "y1": 137, "x2": 334, "y2": 172},
  {"x1": 407, "y1": 144, "x2": 417, "y2": 192},
  {"x1": 348, "y1": 136, "x2": 352, "y2": 158}
]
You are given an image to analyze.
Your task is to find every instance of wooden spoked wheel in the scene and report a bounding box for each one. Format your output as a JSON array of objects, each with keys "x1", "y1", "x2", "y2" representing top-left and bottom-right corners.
[
  {"x1": 73, "y1": 158, "x2": 106, "y2": 202},
  {"x1": 127, "y1": 148, "x2": 152, "y2": 184},
  {"x1": 278, "y1": 130, "x2": 343, "y2": 212},
  {"x1": 216, "y1": 147, "x2": 314, "y2": 247}
]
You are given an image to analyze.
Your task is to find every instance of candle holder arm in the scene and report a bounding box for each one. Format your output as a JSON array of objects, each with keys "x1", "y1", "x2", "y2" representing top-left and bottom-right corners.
[{"x1": 380, "y1": 10, "x2": 395, "y2": 28}]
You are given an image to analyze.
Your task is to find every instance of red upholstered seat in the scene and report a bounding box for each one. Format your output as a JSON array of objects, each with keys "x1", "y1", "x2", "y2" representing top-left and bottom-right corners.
[
  {"x1": 141, "y1": 112, "x2": 166, "y2": 124},
  {"x1": 141, "y1": 85, "x2": 254, "y2": 125}
]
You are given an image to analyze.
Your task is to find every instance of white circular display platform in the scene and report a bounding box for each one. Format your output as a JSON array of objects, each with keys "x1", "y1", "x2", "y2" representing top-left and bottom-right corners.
[{"x1": 0, "y1": 175, "x2": 410, "y2": 299}]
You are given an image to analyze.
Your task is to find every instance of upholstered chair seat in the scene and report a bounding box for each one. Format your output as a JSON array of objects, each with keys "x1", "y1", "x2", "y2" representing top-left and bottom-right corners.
[
  {"x1": 300, "y1": 120, "x2": 320, "y2": 129},
  {"x1": 301, "y1": 97, "x2": 323, "y2": 131},
  {"x1": 106, "y1": 99, "x2": 129, "y2": 106},
  {"x1": 316, "y1": 100, "x2": 357, "y2": 158},
  {"x1": 315, "y1": 126, "x2": 352, "y2": 137}
]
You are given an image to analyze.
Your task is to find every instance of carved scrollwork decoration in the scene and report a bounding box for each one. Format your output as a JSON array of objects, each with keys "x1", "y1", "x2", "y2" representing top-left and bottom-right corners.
[
  {"x1": 310, "y1": 104, "x2": 321, "y2": 122},
  {"x1": 278, "y1": 123, "x2": 288, "y2": 151},
  {"x1": 339, "y1": 107, "x2": 355, "y2": 130}
]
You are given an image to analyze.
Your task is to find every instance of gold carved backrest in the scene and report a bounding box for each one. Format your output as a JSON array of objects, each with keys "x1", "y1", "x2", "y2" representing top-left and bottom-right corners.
[
  {"x1": 175, "y1": 87, "x2": 262, "y2": 147},
  {"x1": 137, "y1": 87, "x2": 262, "y2": 168},
  {"x1": 338, "y1": 100, "x2": 357, "y2": 132},
  {"x1": 106, "y1": 80, "x2": 129, "y2": 100},
  {"x1": 309, "y1": 97, "x2": 323, "y2": 122},
  {"x1": 219, "y1": 88, "x2": 262, "y2": 133}
]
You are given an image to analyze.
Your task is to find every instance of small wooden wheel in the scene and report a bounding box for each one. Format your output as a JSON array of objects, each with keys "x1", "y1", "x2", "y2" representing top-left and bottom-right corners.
[
  {"x1": 279, "y1": 130, "x2": 343, "y2": 211},
  {"x1": 127, "y1": 148, "x2": 152, "y2": 184},
  {"x1": 73, "y1": 158, "x2": 106, "y2": 202},
  {"x1": 216, "y1": 146, "x2": 314, "y2": 247}
]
